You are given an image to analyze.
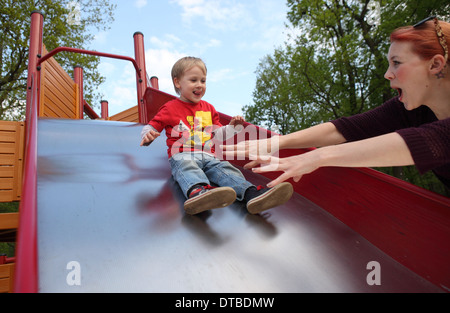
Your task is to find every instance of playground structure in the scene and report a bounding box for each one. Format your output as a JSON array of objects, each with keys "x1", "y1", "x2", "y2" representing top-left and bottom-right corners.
[{"x1": 0, "y1": 11, "x2": 449, "y2": 293}]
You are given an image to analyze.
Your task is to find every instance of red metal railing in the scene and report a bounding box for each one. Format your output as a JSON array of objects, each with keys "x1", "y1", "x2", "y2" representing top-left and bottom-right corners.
[
  {"x1": 83, "y1": 100, "x2": 101, "y2": 120},
  {"x1": 37, "y1": 46, "x2": 142, "y2": 80},
  {"x1": 13, "y1": 11, "x2": 44, "y2": 293},
  {"x1": 0, "y1": 255, "x2": 15, "y2": 265},
  {"x1": 14, "y1": 73, "x2": 39, "y2": 293}
]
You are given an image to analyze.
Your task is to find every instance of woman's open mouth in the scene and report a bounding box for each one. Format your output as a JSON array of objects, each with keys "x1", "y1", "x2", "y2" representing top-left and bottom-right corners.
[{"x1": 395, "y1": 88, "x2": 403, "y2": 101}]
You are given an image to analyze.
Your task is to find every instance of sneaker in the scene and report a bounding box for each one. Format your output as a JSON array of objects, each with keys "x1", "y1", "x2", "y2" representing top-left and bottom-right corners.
[
  {"x1": 184, "y1": 185, "x2": 236, "y2": 215},
  {"x1": 245, "y1": 182, "x2": 293, "y2": 214}
]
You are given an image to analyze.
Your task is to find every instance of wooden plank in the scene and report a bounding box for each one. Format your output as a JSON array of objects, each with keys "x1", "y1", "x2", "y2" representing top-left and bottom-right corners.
[
  {"x1": 0, "y1": 132, "x2": 16, "y2": 143},
  {"x1": 42, "y1": 46, "x2": 75, "y2": 88},
  {"x1": 0, "y1": 121, "x2": 23, "y2": 202},
  {"x1": 0, "y1": 122, "x2": 19, "y2": 131},
  {"x1": 42, "y1": 100, "x2": 68, "y2": 119},
  {"x1": 43, "y1": 78, "x2": 76, "y2": 108},
  {"x1": 110, "y1": 106, "x2": 139, "y2": 122},
  {"x1": 15, "y1": 122, "x2": 24, "y2": 200},
  {"x1": 0, "y1": 167, "x2": 14, "y2": 178},
  {"x1": 42, "y1": 90, "x2": 76, "y2": 118},
  {"x1": 40, "y1": 45, "x2": 77, "y2": 119},
  {"x1": 46, "y1": 54, "x2": 76, "y2": 87},
  {"x1": 0, "y1": 142, "x2": 15, "y2": 154},
  {"x1": 0, "y1": 122, "x2": 20, "y2": 144},
  {"x1": 42, "y1": 83, "x2": 76, "y2": 118},
  {"x1": 0, "y1": 191, "x2": 14, "y2": 202},
  {"x1": 0, "y1": 178, "x2": 14, "y2": 189},
  {"x1": 0, "y1": 278, "x2": 9, "y2": 293},
  {"x1": 0, "y1": 264, "x2": 12, "y2": 278},
  {"x1": 0, "y1": 155, "x2": 15, "y2": 165},
  {"x1": 44, "y1": 69, "x2": 76, "y2": 104},
  {"x1": 0, "y1": 263, "x2": 15, "y2": 293},
  {"x1": 0, "y1": 213, "x2": 19, "y2": 230}
]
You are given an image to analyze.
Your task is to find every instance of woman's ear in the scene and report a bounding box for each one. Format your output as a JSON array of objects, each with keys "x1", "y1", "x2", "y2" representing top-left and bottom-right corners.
[{"x1": 429, "y1": 54, "x2": 447, "y2": 74}]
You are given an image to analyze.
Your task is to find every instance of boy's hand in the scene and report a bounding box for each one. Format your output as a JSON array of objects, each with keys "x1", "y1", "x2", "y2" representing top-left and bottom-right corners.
[
  {"x1": 140, "y1": 129, "x2": 160, "y2": 146},
  {"x1": 229, "y1": 115, "x2": 245, "y2": 127}
]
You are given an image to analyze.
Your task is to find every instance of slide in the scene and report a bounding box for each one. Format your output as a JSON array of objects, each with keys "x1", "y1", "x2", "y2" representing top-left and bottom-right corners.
[{"x1": 35, "y1": 118, "x2": 441, "y2": 292}]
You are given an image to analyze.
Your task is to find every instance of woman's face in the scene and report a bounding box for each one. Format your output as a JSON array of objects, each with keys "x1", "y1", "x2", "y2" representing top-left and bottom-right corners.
[{"x1": 384, "y1": 41, "x2": 431, "y2": 111}]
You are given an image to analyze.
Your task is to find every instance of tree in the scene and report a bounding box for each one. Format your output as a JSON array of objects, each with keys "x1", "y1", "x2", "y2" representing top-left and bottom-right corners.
[
  {"x1": 0, "y1": 0, "x2": 116, "y2": 120},
  {"x1": 245, "y1": 0, "x2": 450, "y2": 195},
  {"x1": 246, "y1": 0, "x2": 450, "y2": 134}
]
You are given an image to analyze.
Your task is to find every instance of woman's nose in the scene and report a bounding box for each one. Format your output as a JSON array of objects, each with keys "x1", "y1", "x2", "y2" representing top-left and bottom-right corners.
[{"x1": 384, "y1": 67, "x2": 394, "y2": 80}]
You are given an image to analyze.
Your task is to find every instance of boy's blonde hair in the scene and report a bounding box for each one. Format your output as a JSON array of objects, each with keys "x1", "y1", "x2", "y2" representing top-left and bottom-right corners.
[{"x1": 171, "y1": 57, "x2": 207, "y2": 95}]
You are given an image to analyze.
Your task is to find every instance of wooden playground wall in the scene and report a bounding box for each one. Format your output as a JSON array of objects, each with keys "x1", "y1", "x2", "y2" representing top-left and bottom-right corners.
[
  {"x1": 40, "y1": 45, "x2": 138, "y2": 123},
  {"x1": 39, "y1": 46, "x2": 79, "y2": 119},
  {"x1": 109, "y1": 105, "x2": 139, "y2": 122},
  {"x1": 0, "y1": 262, "x2": 15, "y2": 293},
  {"x1": 0, "y1": 121, "x2": 24, "y2": 202}
]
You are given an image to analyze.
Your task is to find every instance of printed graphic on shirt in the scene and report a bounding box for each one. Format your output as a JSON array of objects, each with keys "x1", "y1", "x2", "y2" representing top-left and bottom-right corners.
[{"x1": 171, "y1": 111, "x2": 214, "y2": 152}]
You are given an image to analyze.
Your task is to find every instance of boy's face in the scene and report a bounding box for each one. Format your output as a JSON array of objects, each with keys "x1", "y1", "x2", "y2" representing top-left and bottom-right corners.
[{"x1": 174, "y1": 65, "x2": 207, "y2": 104}]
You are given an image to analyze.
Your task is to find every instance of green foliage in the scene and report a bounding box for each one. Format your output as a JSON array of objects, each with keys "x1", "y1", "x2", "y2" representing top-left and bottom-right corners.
[
  {"x1": 0, "y1": 0, "x2": 116, "y2": 120},
  {"x1": 0, "y1": 202, "x2": 19, "y2": 214},
  {"x1": 0, "y1": 202, "x2": 19, "y2": 257},
  {"x1": 246, "y1": 0, "x2": 449, "y2": 194},
  {"x1": 247, "y1": 0, "x2": 450, "y2": 133}
]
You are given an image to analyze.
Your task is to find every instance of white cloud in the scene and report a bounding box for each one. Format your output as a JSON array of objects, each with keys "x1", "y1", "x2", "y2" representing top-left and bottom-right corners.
[
  {"x1": 205, "y1": 39, "x2": 221, "y2": 48},
  {"x1": 171, "y1": 0, "x2": 248, "y2": 30},
  {"x1": 99, "y1": 62, "x2": 141, "y2": 115},
  {"x1": 98, "y1": 61, "x2": 116, "y2": 77},
  {"x1": 149, "y1": 34, "x2": 182, "y2": 50},
  {"x1": 93, "y1": 31, "x2": 108, "y2": 45},
  {"x1": 111, "y1": 85, "x2": 136, "y2": 111},
  {"x1": 208, "y1": 68, "x2": 232, "y2": 83},
  {"x1": 145, "y1": 48, "x2": 186, "y2": 95},
  {"x1": 134, "y1": 0, "x2": 147, "y2": 8}
]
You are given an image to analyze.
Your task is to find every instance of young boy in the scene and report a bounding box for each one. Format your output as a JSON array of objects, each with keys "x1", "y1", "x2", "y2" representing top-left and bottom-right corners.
[{"x1": 140, "y1": 57, "x2": 293, "y2": 215}]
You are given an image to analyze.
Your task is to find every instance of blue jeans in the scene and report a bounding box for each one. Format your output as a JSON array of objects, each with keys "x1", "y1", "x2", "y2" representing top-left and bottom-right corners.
[{"x1": 169, "y1": 152, "x2": 254, "y2": 200}]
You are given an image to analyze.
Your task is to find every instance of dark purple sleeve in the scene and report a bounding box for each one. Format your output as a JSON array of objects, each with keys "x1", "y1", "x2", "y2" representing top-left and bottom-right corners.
[
  {"x1": 396, "y1": 118, "x2": 450, "y2": 174},
  {"x1": 331, "y1": 97, "x2": 449, "y2": 174},
  {"x1": 331, "y1": 97, "x2": 424, "y2": 141}
]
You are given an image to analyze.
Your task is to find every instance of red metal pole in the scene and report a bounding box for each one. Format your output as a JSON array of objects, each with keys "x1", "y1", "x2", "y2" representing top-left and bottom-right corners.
[
  {"x1": 133, "y1": 32, "x2": 148, "y2": 124},
  {"x1": 25, "y1": 11, "x2": 43, "y2": 115},
  {"x1": 101, "y1": 100, "x2": 109, "y2": 119},
  {"x1": 73, "y1": 66, "x2": 84, "y2": 119},
  {"x1": 83, "y1": 100, "x2": 100, "y2": 120},
  {"x1": 150, "y1": 76, "x2": 159, "y2": 90},
  {"x1": 15, "y1": 10, "x2": 43, "y2": 293}
]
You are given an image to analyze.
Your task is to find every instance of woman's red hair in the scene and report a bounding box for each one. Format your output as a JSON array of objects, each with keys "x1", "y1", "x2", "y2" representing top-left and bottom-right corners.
[{"x1": 390, "y1": 19, "x2": 450, "y2": 64}]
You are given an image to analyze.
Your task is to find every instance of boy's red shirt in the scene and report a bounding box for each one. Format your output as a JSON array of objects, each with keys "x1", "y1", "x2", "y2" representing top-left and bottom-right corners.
[{"x1": 149, "y1": 98, "x2": 223, "y2": 158}]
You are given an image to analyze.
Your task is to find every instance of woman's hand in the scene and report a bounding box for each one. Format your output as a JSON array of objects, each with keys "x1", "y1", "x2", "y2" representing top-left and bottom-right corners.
[
  {"x1": 221, "y1": 136, "x2": 280, "y2": 168},
  {"x1": 250, "y1": 151, "x2": 321, "y2": 187}
]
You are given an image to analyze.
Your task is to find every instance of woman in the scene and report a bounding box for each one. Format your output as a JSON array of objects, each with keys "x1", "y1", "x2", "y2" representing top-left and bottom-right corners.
[{"x1": 222, "y1": 17, "x2": 450, "y2": 189}]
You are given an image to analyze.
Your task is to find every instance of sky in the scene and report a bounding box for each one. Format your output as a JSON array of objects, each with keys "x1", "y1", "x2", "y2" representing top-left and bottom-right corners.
[{"x1": 87, "y1": 0, "x2": 291, "y2": 118}]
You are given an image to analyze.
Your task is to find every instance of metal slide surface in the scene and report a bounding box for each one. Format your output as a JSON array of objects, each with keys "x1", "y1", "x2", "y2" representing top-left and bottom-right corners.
[{"x1": 36, "y1": 118, "x2": 441, "y2": 292}]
